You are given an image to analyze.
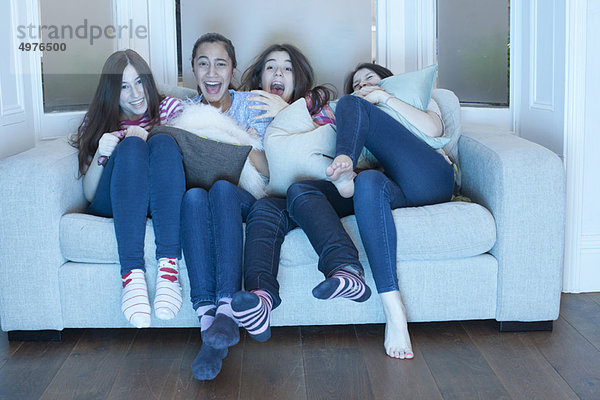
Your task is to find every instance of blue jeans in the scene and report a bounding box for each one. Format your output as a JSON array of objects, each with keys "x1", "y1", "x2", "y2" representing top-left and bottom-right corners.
[
  {"x1": 242, "y1": 197, "x2": 296, "y2": 309},
  {"x1": 88, "y1": 134, "x2": 185, "y2": 274},
  {"x1": 243, "y1": 186, "x2": 363, "y2": 309},
  {"x1": 333, "y1": 94, "x2": 455, "y2": 293},
  {"x1": 181, "y1": 180, "x2": 256, "y2": 309},
  {"x1": 286, "y1": 180, "x2": 363, "y2": 277}
]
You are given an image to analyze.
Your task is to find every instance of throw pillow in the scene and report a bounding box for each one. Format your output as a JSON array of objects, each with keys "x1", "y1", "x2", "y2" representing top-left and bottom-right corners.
[
  {"x1": 148, "y1": 126, "x2": 252, "y2": 190},
  {"x1": 376, "y1": 64, "x2": 450, "y2": 149},
  {"x1": 264, "y1": 99, "x2": 336, "y2": 196}
]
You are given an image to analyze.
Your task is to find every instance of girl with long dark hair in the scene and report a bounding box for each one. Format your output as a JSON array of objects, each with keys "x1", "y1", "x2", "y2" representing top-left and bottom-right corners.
[{"x1": 71, "y1": 49, "x2": 185, "y2": 329}]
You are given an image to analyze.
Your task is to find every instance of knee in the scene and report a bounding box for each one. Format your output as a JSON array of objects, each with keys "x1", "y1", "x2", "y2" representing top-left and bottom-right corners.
[
  {"x1": 182, "y1": 188, "x2": 208, "y2": 212},
  {"x1": 286, "y1": 181, "x2": 321, "y2": 211},
  {"x1": 117, "y1": 136, "x2": 148, "y2": 158},
  {"x1": 112, "y1": 137, "x2": 148, "y2": 171},
  {"x1": 248, "y1": 198, "x2": 286, "y2": 225},
  {"x1": 286, "y1": 181, "x2": 320, "y2": 201},
  {"x1": 354, "y1": 170, "x2": 387, "y2": 201},
  {"x1": 148, "y1": 133, "x2": 179, "y2": 152},
  {"x1": 209, "y1": 179, "x2": 237, "y2": 202},
  {"x1": 337, "y1": 94, "x2": 363, "y2": 110}
]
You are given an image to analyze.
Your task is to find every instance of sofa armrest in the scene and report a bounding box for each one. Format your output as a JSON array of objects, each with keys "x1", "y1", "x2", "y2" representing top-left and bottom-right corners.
[
  {"x1": 458, "y1": 130, "x2": 565, "y2": 322},
  {"x1": 0, "y1": 137, "x2": 86, "y2": 331}
]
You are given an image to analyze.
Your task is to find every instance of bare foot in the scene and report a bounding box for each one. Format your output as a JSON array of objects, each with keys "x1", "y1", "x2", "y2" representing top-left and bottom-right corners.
[
  {"x1": 326, "y1": 155, "x2": 356, "y2": 198},
  {"x1": 380, "y1": 291, "x2": 414, "y2": 359}
]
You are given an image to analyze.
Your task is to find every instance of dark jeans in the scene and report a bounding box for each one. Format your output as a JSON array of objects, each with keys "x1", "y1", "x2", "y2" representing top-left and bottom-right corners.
[
  {"x1": 88, "y1": 134, "x2": 185, "y2": 275},
  {"x1": 332, "y1": 95, "x2": 455, "y2": 292},
  {"x1": 242, "y1": 181, "x2": 364, "y2": 309},
  {"x1": 242, "y1": 197, "x2": 295, "y2": 309},
  {"x1": 181, "y1": 180, "x2": 256, "y2": 309}
]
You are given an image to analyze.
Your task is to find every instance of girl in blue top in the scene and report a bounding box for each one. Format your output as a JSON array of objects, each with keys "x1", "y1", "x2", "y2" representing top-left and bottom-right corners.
[{"x1": 180, "y1": 33, "x2": 271, "y2": 381}]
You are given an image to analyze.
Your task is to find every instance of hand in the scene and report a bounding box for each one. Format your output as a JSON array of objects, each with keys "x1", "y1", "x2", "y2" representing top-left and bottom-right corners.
[
  {"x1": 124, "y1": 125, "x2": 149, "y2": 141},
  {"x1": 246, "y1": 127, "x2": 260, "y2": 139},
  {"x1": 97, "y1": 132, "x2": 121, "y2": 157},
  {"x1": 248, "y1": 90, "x2": 289, "y2": 120},
  {"x1": 355, "y1": 86, "x2": 392, "y2": 105}
]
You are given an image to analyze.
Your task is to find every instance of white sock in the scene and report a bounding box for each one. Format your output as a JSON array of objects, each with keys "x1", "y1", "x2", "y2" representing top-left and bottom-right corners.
[
  {"x1": 121, "y1": 269, "x2": 151, "y2": 328},
  {"x1": 154, "y1": 258, "x2": 183, "y2": 320}
]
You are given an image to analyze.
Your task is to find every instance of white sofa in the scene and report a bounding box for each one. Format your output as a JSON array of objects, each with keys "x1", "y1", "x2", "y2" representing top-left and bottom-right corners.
[{"x1": 0, "y1": 89, "x2": 566, "y2": 340}]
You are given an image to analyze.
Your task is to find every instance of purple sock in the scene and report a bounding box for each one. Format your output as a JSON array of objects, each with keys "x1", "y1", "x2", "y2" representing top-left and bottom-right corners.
[
  {"x1": 312, "y1": 267, "x2": 371, "y2": 302},
  {"x1": 231, "y1": 290, "x2": 272, "y2": 342}
]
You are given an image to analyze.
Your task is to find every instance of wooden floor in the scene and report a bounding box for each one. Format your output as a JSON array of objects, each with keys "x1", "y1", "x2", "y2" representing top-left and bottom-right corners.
[{"x1": 0, "y1": 293, "x2": 599, "y2": 400}]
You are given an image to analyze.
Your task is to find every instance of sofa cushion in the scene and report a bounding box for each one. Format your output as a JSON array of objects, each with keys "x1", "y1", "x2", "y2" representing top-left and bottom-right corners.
[{"x1": 60, "y1": 201, "x2": 495, "y2": 265}]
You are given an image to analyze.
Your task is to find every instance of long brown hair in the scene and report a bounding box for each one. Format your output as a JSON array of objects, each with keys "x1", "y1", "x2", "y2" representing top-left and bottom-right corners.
[
  {"x1": 71, "y1": 49, "x2": 162, "y2": 175},
  {"x1": 239, "y1": 43, "x2": 334, "y2": 114}
]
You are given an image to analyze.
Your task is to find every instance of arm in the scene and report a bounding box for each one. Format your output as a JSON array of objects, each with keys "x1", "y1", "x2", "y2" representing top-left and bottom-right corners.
[
  {"x1": 356, "y1": 86, "x2": 443, "y2": 138},
  {"x1": 81, "y1": 130, "x2": 127, "y2": 202},
  {"x1": 246, "y1": 126, "x2": 270, "y2": 177},
  {"x1": 82, "y1": 150, "x2": 105, "y2": 202},
  {"x1": 249, "y1": 149, "x2": 269, "y2": 177}
]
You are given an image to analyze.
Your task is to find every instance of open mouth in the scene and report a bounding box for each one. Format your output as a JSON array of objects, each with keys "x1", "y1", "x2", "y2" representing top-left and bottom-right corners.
[
  {"x1": 270, "y1": 82, "x2": 285, "y2": 97},
  {"x1": 204, "y1": 81, "x2": 223, "y2": 95}
]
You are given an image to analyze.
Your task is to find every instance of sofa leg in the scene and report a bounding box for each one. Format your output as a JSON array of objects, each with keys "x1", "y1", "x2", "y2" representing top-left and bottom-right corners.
[
  {"x1": 498, "y1": 321, "x2": 553, "y2": 332},
  {"x1": 7, "y1": 330, "x2": 62, "y2": 342}
]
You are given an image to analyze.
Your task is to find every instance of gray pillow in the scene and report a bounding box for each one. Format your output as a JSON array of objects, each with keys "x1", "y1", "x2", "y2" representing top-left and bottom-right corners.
[{"x1": 148, "y1": 126, "x2": 252, "y2": 189}]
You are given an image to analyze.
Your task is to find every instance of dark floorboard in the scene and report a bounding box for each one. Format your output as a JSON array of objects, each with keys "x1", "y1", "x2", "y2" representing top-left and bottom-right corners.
[
  {"x1": 302, "y1": 325, "x2": 374, "y2": 400},
  {"x1": 97, "y1": 328, "x2": 187, "y2": 400},
  {"x1": 415, "y1": 322, "x2": 511, "y2": 400},
  {"x1": 560, "y1": 293, "x2": 600, "y2": 350},
  {"x1": 528, "y1": 317, "x2": 600, "y2": 400},
  {"x1": 39, "y1": 329, "x2": 137, "y2": 400},
  {"x1": 463, "y1": 320, "x2": 579, "y2": 400},
  {"x1": 0, "y1": 331, "x2": 21, "y2": 370},
  {"x1": 587, "y1": 292, "x2": 600, "y2": 306},
  {"x1": 240, "y1": 326, "x2": 306, "y2": 400},
  {"x1": 1, "y1": 293, "x2": 599, "y2": 400},
  {"x1": 0, "y1": 329, "x2": 82, "y2": 400},
  {"x1": 355, "y1": 324, "x2": 443, "y2": 400}
]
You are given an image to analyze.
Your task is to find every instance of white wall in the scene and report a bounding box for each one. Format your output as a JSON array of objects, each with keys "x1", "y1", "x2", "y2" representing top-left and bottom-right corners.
[
  {"x1": 179, "y1": 0, "x2": 372, "y2": 96},
  {"x1": 564, "y1": 0, "x2": 600, "y2": 292}
]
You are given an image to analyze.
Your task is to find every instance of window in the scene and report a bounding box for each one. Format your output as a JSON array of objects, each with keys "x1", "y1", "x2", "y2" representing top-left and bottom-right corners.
[
  {"x1": 38, "y1": 0, "x2": 116, "y2": 112},
  {"x1": 436, "y1": 0, "x2": 510, "y2": 107}
]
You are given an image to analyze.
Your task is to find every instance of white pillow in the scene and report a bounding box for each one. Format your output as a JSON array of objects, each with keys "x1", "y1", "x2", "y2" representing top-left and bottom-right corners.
[{"x1": 264, "y1": 99, "x2": 336, "y2": 196}]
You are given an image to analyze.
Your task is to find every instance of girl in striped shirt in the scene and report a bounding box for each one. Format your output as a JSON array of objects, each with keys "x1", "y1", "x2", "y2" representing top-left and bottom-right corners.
[{"x1": 71, "y1": 49, "x2": 185, "y2": 329}]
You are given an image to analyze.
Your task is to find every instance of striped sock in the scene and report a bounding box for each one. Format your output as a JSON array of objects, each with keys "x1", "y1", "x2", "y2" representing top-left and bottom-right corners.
[
  {"x1": 121, "y1": 269, "x2": 151, "y2": 328},
  {"x1": 196, "y1": 303, "x2": 217, "y2": 332},
  {"x1": 312, "y1": 267, "x2": 371, "y2": 303},
  {"x1": 231, "y1": 290, "x2": 272, "y2": 342},
  {"x1": 202, "y1": 298, "x2": 240, "y2": 349},
  {"x1": 154, "y1": 258, "x2": 183, "y2": 320}
]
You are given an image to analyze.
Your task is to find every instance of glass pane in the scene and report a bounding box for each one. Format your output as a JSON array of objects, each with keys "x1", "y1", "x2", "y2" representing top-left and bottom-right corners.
[
  {"x1": 436, "y1": 0, "x2": 510, "y2": 106},
  {"x1": 39, "y1": 0, "x2": 116, "y2": 112},
  {"x1": 178, "y1": 0, "x2": 373, "y2": 96}
]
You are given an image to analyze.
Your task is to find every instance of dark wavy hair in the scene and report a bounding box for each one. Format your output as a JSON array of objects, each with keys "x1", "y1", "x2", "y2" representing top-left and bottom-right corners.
[
  {"x1": 343, "y1": 63, "x2": 394, "y2": 94},
  {"x1": 191, "y1": 32, "x2": 237, "y2": 93},
  {"x1": 70, "y1": 49, "x2": 162, "y2": 176},
  {"x1": 239, "y1": 43, "x2": 334, "y2": 114}
]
